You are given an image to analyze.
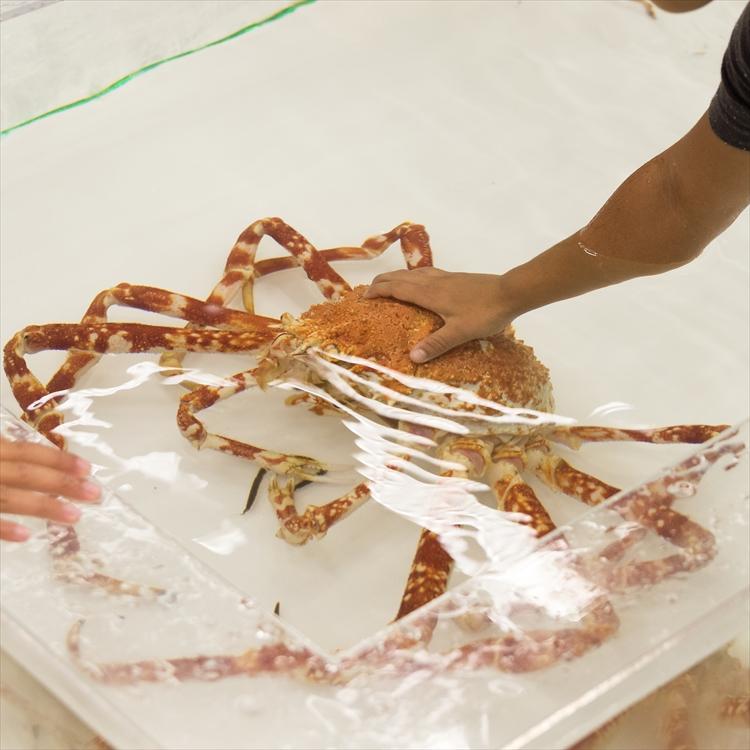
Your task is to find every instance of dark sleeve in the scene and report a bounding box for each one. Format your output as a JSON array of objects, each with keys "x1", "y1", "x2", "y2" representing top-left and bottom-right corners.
[{"x1": 708, "y1": 2, "x2": 750, "y2": 151}]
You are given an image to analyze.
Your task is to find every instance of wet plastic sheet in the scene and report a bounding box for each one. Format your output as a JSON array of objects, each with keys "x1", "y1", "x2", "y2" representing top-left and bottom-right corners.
[
  {"x1": 1, "y1": 0, "x2": 749, "y2": 748},
  {"x1": 1, "y1": 407, "x2": 748, "y2": 749}
]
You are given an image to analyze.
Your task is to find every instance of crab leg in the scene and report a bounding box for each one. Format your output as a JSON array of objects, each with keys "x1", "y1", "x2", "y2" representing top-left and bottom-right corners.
[
  {"x1": 396, "y1": 528, "x2": 454, "y2": 621},
  {"x1": 427, "y1": 451, "x2": 621, "y2": 675},
  {"x1": 48, "y1": 524, "x2": 165, "y2": 598},
  {"x1": 4, "y1": 285, "x2": 277, "y2": 437},
  {"x1": 526, "y1": 442, "x2": 721, "y2": 588},
  {"x1": 440, "y1": 595, "x2": 619, "y2": 674},
  {"x1": 66, "y1": 620, "x2": 333, "y2": 685},
  {"x1": 160, "y1": 219, "x2": 432, "y2": 374},
  {"x1": 4, "y1": 319, "x2": 275, "y2": 437},
  {"x1": 4, "y1": 320, "x2": 274, "y2": 597},
  {"x1": 492, "y1": 447, "x2": 556, "y2": 537},
  {"x1": 269, "y1": 480, "x2": 371, "y2": 544},
  {"x1": 254, "y1": 221, "x2": 434, "y2": 273},
  {"x1": 40, "y1": 283, "x2": 273, "y2": 400},
  {"x1": 395, "y1": 437, "x2": 490, "y2": 621},
  {"x1": 159, "y1": 217, "x2": 353, "y2": 372},
  {"x1": 174, "y1": 372, "x2": 329, "y2": 482},
  {"x1": 547, "y1": 424, "x2": 729, "y2": 450}
]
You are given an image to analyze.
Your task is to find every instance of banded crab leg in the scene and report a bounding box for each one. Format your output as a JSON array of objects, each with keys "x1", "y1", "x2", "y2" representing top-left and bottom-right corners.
[
  {"x1": 159, "y1": 217, "x2": 354, "y2": 373},
  {"x1": 435, "y1": 594, "x2": 619, "y2": 674},
  {"x1": 439, "y1": 447, "x2": 623, "y2": 672},
  {"x1": 253, "y1": 220, "x2": 434, "y2": 278},
  {"x1": 395, "y1": 436, "x2": 491, "y2": 621},
  {"x1": 492, "y1": 446, "x2": 556, "y2": 537},
  {"x1": 395, "y1": 527, "x2": 455, "y2": 621},
  {"x1": 159, "y1": 219, "x2": 433, "y2": 372},
  {"x1": 66, "y1": 620, "x2": 336, "y2": 685},
  {"x1": 175, "y1": 372, "x2": 331, "y2": 483},
  {"x1": 48, "y1": 524, "x2": 165, "y2": 598},
  {"x1": 269, "y1": 480, "x2": 371, "y2": 545},
  {"x1": 67, "y1": 594, "x2": 618, "y2": 686},
  {"x1": 4, "y1": 285, "x2": 277, "y2": 441},
  {"x1": 4, "y1": 317, "x2": 275, "y2": 596},
  {"x1": 546, "y1": 423, "x2": 729, "y2": 450},
  {"x1": 525, "y1": 439, "x2": 737, "y2": 589}
]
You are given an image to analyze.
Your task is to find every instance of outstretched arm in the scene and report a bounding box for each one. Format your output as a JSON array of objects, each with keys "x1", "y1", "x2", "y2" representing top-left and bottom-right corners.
[{"x1": 366, "y1": 111, "x2": 749, "y2": 362}]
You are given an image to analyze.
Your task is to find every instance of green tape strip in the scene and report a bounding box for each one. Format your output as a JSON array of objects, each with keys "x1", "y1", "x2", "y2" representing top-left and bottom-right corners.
[{"x1": 1, "y1": 0, "x2": 315, "y2": 137}]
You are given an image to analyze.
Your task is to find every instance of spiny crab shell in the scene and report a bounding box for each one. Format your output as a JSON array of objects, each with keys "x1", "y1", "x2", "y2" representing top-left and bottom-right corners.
[{"x1": 261, "y1": 286, "x2": 553, "y2": 431}]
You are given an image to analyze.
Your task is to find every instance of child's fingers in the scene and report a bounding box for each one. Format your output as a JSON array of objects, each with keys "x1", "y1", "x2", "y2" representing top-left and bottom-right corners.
[
  {"x1": 0, "y1": 519, "x2": 31, "y2": 542},
  {"x1": 0, "y1": 438, "x2": 90, "y2": 477},
  {"x1": 0, "y1": 487, "x2": 82, "y2": 523},
  {"x1": 0, "y1": 460, "x2": 100, "y2": 502}
]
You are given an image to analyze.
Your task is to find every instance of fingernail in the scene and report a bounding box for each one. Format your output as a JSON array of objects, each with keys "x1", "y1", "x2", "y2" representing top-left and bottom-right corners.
[
  {"x1": 62, "y1": 504, "x2": 81, "y2": 522},
  {"x1": 74, "y1": 457, "x2": 91, "y2": 476},
  {"x1": 10, "y1": 525, "x2": 30, "y2": 542},
  {"x1": 81, "y1": 481, "x2": 101, "y2": 501},
  {"x1": 411, "y1": 348, "x2": 427, "y2": 363}
]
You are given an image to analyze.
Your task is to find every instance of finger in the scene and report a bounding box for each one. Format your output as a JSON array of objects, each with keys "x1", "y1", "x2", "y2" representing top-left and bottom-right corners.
[
  {"x1": 368, "y1": 268, "x2": 437, "y2": 285},
  {"x1": 410, "y1": 322, "x2": 469, "y2": 363},
  {"x1": 0, "y1": 438, "x2": 91, "y2": 477},
  {"x1": 364, "y1": 268, "x2": 439, "y2": 298},
  {"x1": 0, "y1": 461, "x2": 100, "y2": 501},
  {"x1": 368, "y1": 270, "x2": 411, "y2": 285},
  {"x1": 362, "y1": 280, "x2": 437, "y2": 309},
  {"x1": 364, "y1": 275, "x2": 410, "y2": 298},
  {"x1": 0, "y1": 487, "x2": 82, "y2": 523},
  {"x1": 0, "y1": 486, "x2": 84, "y2": 523},
  {"x1": 0, "y1": 520, "x2": 31, "y2": 542}
]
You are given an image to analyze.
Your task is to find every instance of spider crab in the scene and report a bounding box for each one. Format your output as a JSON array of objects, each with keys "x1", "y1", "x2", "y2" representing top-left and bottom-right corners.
[{"x1": 2, "y1": 218, "x2": 737, "y2": 684}]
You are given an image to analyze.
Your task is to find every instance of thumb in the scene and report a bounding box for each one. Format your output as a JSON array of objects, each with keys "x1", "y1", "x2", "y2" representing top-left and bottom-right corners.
[{"x1": 410, "y1": 322, "x2": 468, "y2": 363}]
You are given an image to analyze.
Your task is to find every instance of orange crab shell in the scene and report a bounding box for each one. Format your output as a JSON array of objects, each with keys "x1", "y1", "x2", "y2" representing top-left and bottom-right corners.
[{"x1": 284, "y1": 286, "x2": 554, "y2": 411}]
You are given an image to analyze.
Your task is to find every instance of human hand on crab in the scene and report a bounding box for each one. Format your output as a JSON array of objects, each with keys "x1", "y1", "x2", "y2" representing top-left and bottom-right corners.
[
  {"x1": 0, "y1": 438, "x2": 100, "y2": 542},
  {"x1": 365, "y1": 269, "x2": 511, "y2": 364}
]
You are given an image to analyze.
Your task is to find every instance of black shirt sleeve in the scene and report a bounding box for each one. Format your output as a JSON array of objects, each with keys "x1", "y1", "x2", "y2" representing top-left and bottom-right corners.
[{"x1": 708, "y1": 2, "x2": 750, "y2": 151}]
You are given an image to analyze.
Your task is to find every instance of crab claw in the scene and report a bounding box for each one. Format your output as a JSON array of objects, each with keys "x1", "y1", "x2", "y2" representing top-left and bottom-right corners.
[{"x1": 269, "y1": 477, "x2": 328, "y2": 545}]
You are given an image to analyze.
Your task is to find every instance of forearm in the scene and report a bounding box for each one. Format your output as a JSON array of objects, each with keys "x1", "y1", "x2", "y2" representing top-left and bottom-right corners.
[
  {"x1": 366, "y1": 114, "x2": 748, "y2": 362},
  {"x1": 500, "y1": 114, "x2": 749, "y2": 318}
]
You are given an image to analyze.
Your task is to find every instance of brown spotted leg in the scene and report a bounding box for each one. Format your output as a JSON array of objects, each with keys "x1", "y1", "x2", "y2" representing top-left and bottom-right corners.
[
  {"x1": 159, "y1": 217, "x2": 354, "y2": 374},
  {"x1": 547, "y1": 424, "x2": 729, "y2": 450},
  {"x1": 395, "y1": 436, "x2": 492, "y2": 621},
  {"x1": 6, "y1": 286, "x2": 277, "y2": 439},
  {"x1": 396, "y1": 528, "x2": 454, "y2": 621},
  {"x1": 160, "y1": 219, "x2": 433, "y2": 374},
  {"x1": 4, "y1": 318, "x2": 275, "y2": 596},
  {"x1": 424, "y1": 445, "x2": 622, "y2": 673},
  {"x1": 526, "y1": 440, "x2": 724, "y2": 589},
  {"x1": 251, "y1": 221, "x2": 434, "y2": 291},
  {"x1": 48, "y1": 524, "x2": 165, "y2": 598},
  {"x1": 175, "y1": 373, "x2": 329, "y2": 482},
  {"x1": 66, "y1": 620, "x2": 334, "y2": 685},
  {"x1": 269, "y1": 480, "x2": 371, "y2": 544},
  {"x1": 492, "y1": 446, "x2": 556, "y2": 537}
]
